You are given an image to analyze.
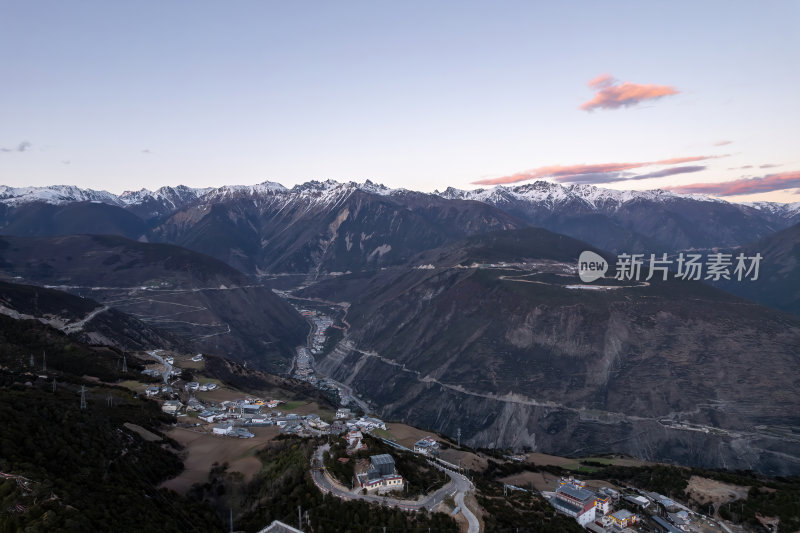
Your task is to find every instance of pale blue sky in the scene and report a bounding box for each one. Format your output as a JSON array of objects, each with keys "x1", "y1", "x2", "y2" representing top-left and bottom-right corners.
[{"x1": 1, "y1": 1, "x2": 798, "y2": 201}]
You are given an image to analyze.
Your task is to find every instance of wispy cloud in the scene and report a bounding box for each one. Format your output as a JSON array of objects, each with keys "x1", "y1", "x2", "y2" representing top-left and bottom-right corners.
[
  {"x1": 665, "y1": 170, "x2": 800, "y2": 196},
  {"x1": 559, "y1": 166, "x2": 707, "y2": 185},
  {"x1": 0, "y1": 141, "x2": 32, "y2": 153},
  {"x1": 580, "y1": 75, "x2": 679, "y2": 111},
  {"x1": 141, "y1": 149, "x2": 152, "y2": 154},
  {"x1": 759, "y1": 163, "x2": 780, "y2": 169},
  {"x1": 587, "y1": 73, "x2": 615, "y2": 89},
  {"x1": 713, "y1": 140, "x2": 733, "y2": 147},
  {"x1": 630, "y1": 165, "x2": 707, "y2": 181},
  {"x1": 473, "y1": 155, "x2": 723, "y2": 186}
]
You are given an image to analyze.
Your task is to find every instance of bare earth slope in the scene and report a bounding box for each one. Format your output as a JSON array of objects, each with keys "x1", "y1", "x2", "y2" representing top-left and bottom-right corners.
[{"x1": 300, "y1": 229, "x2": 800, "y2": 475}]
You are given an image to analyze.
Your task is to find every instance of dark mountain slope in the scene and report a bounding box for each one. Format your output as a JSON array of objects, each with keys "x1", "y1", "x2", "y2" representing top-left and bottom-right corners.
[
  {"x1": 441, "y1": 182, "x2": 793, "y2": 253},
  {"x1": 0, "y1": 313, "x2": 224, "y2": 532},
  {"x1": 300, "y1": 229, "x2": 800, "y2": 475},
  {"x1": 0, "y1": 235, "x2": 308, "y2": 371},
  {"x1": 0, "y1": 201, "x2": 149, "y2": 240},
  {"x1": 0, "y1": 280, "x2": 183, "y2": 352},
  {"x1": 713, "y1": 221, "x2": 800, "y2": 317},
  {"x1": 152, "y1": 182, "x2": 526, "y2": 275}
]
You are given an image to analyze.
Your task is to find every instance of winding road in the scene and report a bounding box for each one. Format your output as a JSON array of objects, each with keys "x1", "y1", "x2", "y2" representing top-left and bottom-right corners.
[{"x1": 311, "y1": 444, "x2": 479, "y2": 532}]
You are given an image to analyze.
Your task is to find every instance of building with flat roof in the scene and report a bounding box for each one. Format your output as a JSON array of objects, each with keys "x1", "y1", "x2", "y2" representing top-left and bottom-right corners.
[
  {"x1": 553, "y1": 483, "x2": 597, "y2": 527},
  {"x1": 356, "y1": 454, "x2": 404, "y2": 494},
  {"x1": 609, "y1": 509, "x2": 637, "y2": 528},
  {"x1": 652, "y1": 515, "x2": 682, "y2": 533}
]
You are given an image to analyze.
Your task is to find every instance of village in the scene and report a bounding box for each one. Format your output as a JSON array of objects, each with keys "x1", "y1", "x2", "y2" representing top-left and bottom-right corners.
[{"x1": 134, "y1": 305, "x2": 743, "y2": 533}]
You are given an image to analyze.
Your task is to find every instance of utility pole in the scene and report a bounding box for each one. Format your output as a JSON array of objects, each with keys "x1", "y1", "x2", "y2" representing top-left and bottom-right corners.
[
  {"x1": 42, "y1": 350, "x2": 46, "y2": 372},
  {"x1": 52, "y1": 377, "x2": 56, "y2": 393},
  {"x1": 457, "y1": 427, "x2": 461, "y2": 448},
  {"x1": 298, "y1": 505, "x2": 302, "y2": 530},
  {"x1": 122, "y1": 355, "x2": 127, "y2": 373},
  {"x1": 229, "y1": 508, "x2": 233, "y2": 533},
  {"x1": 80, "y1": 385, "x2": 87, "y2": 410}
]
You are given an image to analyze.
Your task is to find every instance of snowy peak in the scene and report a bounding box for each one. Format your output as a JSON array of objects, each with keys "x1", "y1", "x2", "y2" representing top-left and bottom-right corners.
[
  {"x1": 0, "y1": 185, "x2": 119, "y2": 206},
  {"x1": 118, "y1": 185, "x2": 214, "y2": 206},
  {"x1": 743, "y1": 201, "x2": 800, "y2": 218},
  {"x1": 438, "y1": 180, "x2": 726, "y2": 211},
  {"x1": 203, "y1": 181, "x2": 288, "y2": 200}
]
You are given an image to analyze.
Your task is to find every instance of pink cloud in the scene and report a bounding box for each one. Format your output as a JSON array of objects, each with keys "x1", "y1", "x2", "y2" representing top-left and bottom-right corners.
[
  {"x1": 655, "y1": 156, "x2": 718, "y2": 165},
  {"x1": 665, "y1": 170, "x2": 800, "y2": 196},
  {"x1": 580, "y1": 75, "x2": 679, "y2": 111},
  {"x1": 713, "y1": 140, "x2": 733, "y2": 146},
  {"x1": 473, "y1": 155, "x2": 723, "y2": 186},
  {"x1": 587, "y1": 74, "x2": 615, "y2": 89}
]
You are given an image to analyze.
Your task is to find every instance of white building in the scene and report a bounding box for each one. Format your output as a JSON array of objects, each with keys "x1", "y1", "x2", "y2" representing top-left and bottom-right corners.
[
  {"x1": 413, "y1": 436, "x2": 440, "y2": 455},
  {"x1": 161, "y1": 400, "x2": 183, "y2": 415},
  {"x1": 212, "y1": 423, "x2": 233, "y2": 436},
  {"x1": 552, "y1": 483, "x2": 597, "y2": 527}
]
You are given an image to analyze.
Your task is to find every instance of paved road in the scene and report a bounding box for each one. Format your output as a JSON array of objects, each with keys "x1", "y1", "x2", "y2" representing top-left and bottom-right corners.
[
  {"x1": 455, "y1": 487, "x2": 480, "y2": 533},
  {"x1": 62, "y1": 305, "x2": 109, "y2": 334},
  {"x1": 148, "y1": 350, "x2": 173, "y2": 384},
  {"x1": 430, "y1": 460, "x2": 479, "y2": 533},
  {"x1": 312, "y1": 445, "x2": 480, "y2": 532}
]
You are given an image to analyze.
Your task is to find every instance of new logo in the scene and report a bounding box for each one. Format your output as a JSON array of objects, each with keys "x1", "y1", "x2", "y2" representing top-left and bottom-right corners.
[{"x1": 578, "y1": 251, "x2": 608, "y2": 283}]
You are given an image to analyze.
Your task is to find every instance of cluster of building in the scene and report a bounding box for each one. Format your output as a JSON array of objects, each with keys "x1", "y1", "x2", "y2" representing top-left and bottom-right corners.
[
  {"x1": 141, "y1": 367, "x2": 180, "y2": 379},
  {"x1": 292, "y1": 347, "x2": 316, "y2": 384},
  {"x1": 183, "y1": 381, "x2": 218, "y2": 392},
  {"x1": 299, "y1": 309, "x2": 334, "y2": 355},
  {"x1": 548, "y1": 477, "x2": 705, "y2": 532},
  {"x1": 627, "y1": 490, "x2": 695, "y2": 532},
  {"x1": 548, "y1": 477, "x2": 636, "y2": 531}
]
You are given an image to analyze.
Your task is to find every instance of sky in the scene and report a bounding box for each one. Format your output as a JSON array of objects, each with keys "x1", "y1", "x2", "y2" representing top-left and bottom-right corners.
[{"x1": 1, "y1": 1, "x2": 799, "y2": 202}]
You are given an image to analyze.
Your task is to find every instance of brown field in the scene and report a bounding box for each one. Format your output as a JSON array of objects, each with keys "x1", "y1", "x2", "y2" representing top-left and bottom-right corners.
[
  {"x1": 499, "y1": 470, "x2": 561, "y2": 492},
  {"x1": 582, "y1": 479, "x2": 624, "y2": 491},
  {"x1": 438, "y1": 449, "x2": 488, "y2": 472},
  {"x1": 525, "y1": 452, "x2": 578, "y2": 467},
  {"x1": 686, "y1": 475, "x2": 750, "y2": 506},
  {"x1": 287, "y1": 401, "x2": 326, "y2": 416},
  {"x1": 194, "y1": 386, "x2": 247, "y2": 404},
  {"x1": 173, "y1": 355, "x2": 205, "y2": 370},
  {"x1": 160, "y1": 426, "x2": 278, "y2": 494},
  {"x1": 385, "y1": 422, "x2": 447, "y2": 449}
]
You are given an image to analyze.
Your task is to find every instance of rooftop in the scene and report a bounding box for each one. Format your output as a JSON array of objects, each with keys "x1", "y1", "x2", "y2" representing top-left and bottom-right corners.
[
  {"x1": 370, "y1": 454, "x2": 395, "y2": 466},
  {"x1": 557, "y1": 483, "x2": 596, "y2": 503},
  {"x1": 611, "y1": 509, "x2": 634, "y2": 520}
]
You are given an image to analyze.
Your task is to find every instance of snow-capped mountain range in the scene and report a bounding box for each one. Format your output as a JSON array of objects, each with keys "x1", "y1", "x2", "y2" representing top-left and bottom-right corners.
[
  {"x1": 2, "y1": 179, "x2": 799, "y2": 274},
  {"x1": 2, "y1": 179, "x2": 799, "y2": 218}
]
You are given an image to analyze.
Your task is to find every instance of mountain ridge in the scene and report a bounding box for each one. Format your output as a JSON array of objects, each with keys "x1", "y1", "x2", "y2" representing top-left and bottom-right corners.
[{"x1": 3, "y1": 179, "x2": 800, "y2": 217}]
